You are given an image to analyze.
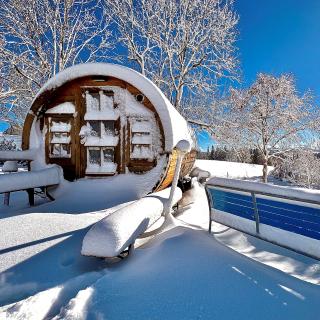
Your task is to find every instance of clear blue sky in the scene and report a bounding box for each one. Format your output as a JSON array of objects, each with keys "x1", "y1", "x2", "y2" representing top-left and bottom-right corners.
[{"x1": 198, "y1": 0, "x2": 320, "y2": 151}]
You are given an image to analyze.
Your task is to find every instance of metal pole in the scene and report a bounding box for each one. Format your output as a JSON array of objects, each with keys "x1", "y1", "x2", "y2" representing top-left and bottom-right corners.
[
  {"x1": 205, "y1": 186, "x2": 214, "y2": 233},
  {"x1": 251, "y1": 192, "x2": 260, "y2": 234},
  {"x1": 164, "y1": 140, "x2": 191, "y2": 219}
]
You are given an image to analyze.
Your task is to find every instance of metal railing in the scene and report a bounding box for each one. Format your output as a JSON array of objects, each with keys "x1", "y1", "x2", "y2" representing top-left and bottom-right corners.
[{"x1": 205, "y1": 179, "x2": 320, "y2": 259}]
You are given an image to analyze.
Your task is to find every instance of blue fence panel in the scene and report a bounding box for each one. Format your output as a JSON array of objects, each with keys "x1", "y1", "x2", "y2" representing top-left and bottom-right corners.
[{"x1": 208, "y1": 187, "x2": 320, "y2": 240}]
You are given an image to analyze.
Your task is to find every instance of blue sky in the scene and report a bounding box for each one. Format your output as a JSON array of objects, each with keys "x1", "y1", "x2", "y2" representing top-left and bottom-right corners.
[
  {"x1": 2, "y1": 0, "x2": 320, "y2": 146},
  {"x1": 198, "y1": 0, "x2": 320, "y2": 151}
]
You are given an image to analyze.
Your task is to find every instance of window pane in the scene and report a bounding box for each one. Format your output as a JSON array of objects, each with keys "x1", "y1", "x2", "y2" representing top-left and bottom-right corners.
[
  {"x1": 102, "y1": 121, "x2": 115, "y2": 136},
  {"x1": 87, "y1": 92, "x2": 100, "y2": 112},
  {"x1": 53, "y1": 133, "x2": 61, "y2": 139},
  {"x1": 89, "y1": 149, "x2": 101, "y2": 165},
  {"x1": 52, "y1": 144, "x2": 61, "y2": 156},
  {"x1": 103, "y1": 148, "x2": 114, "y2": 162},
  {"x1": 88, "y1": 121, "x2": 100, "y2": 137},
  {"x1": 61, "y1": 144, "x2": 70, "y2": 157}
]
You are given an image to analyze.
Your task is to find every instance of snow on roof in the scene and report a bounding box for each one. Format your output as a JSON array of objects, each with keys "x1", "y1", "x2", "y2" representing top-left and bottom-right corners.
[
  {"x1": 33, "y1": 63, "x2": 192, "y2": 151},
  {"x1": 45, "y1": 102, "x2": 75, "y2": 114}
]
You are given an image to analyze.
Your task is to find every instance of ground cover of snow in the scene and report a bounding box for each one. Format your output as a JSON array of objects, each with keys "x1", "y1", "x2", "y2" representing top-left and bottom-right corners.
[
  {"x1": 0, "y1": 160, "x2": 319, "y2": 319},
  {"x1": 52, "y1": 226, "x2": 319, "y2": 320},
  {"x1": 196, "y1": 159, "x2": 274, "y2": 179}
]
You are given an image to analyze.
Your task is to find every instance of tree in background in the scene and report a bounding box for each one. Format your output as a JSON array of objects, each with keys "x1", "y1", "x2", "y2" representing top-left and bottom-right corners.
[
  {"x1": 0, "y1": 0, "x2": 112, "y2": 129},
  {"x1": 103, "y1": 0, "x2": 239, "y2": 112},
  {"x1": 217, "y1": 73, "x2": 319, "y2": 182},
  {"x1": 273, "y1": 149, "x2": 320, "y2": 189}
]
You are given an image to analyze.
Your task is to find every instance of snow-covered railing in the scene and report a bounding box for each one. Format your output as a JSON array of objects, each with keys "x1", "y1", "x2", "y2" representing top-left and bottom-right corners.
[
  {"x1": 206, "y1": 177, "x2": 320, "y2": 259},
  {"x1": 0, "y1": 149, "x2": 38, "y2": 161}
]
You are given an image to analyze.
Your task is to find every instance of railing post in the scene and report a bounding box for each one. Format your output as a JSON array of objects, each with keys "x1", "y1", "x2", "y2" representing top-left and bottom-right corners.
[
  {"x1": 205, "y1": 186, "x2": 214, "y2": 233},
  {"x1": 251, "y1": 192, "x2": 260, "y2": 234}
]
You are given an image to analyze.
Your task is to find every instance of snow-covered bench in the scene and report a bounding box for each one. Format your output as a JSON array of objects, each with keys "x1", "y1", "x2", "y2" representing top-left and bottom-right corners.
[
  {"x1": 0, "y1": 166, "x2": 61, "y2": 206},
  {"x1": 81, "y1": 187, "x2": 182, "y2": 259}
]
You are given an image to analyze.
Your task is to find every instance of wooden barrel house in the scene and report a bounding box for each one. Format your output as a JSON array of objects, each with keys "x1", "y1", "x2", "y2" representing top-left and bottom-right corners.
[{"x1": 22, "y1": 63, "x2": 196, "y2": 191}]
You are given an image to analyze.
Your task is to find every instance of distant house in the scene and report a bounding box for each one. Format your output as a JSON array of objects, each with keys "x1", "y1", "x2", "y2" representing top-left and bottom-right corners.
[{"x1": 21, "y1": 63, "x2": 196, "y2": 190}]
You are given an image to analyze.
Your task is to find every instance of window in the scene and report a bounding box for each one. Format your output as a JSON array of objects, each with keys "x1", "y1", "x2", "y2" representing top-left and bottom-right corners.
[
  {"x1": 49, "y1": 119, "x2": 71, "y2": 158},
  {"x1": 83, "y1": 90, "x2": 119, "y2": 174},
  {"x1": 86, "y1": 147, "x2": 116, "y2": 174},
  {"x1": 130, "y1": 118, "x2": 154, "y2": 161}
]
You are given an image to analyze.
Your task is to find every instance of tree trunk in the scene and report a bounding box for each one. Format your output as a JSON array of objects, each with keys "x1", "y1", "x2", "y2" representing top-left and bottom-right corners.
[{"x1": 262, "y1": 159, "x2": 268, "y2": 183}]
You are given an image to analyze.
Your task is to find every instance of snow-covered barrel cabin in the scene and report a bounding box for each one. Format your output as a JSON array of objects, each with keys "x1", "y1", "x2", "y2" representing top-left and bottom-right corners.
[{"x1": 21, "y1": 63, "x2": 196, "y2": 191}]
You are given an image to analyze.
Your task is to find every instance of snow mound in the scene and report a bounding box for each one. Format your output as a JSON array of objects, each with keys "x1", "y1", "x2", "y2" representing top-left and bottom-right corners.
[
  {"x1": 81, "y1": 187, "x2": 182, "y2": 258},
  {"x1": 2, "y1": 161, "x2": 18, "y2": 172}
]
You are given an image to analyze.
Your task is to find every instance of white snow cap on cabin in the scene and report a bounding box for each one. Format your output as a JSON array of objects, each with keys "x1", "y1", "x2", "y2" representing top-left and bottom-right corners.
[
  {"x1": 34, "y1": 63, "x2": 192, "y2": 151},
  {"x1": 45, "y1": 101, "x2": 75, "y2": 114}
]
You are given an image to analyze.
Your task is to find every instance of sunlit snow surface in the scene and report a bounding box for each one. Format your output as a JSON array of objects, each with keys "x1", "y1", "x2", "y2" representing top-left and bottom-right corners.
[{"x1": 0, "y1": 160, "x2": 319, "y2": 319}]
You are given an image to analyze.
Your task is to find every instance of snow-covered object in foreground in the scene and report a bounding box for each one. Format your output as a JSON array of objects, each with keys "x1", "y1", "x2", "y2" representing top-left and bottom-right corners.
[
  {"x1": 0, "y1": 166, "x2": 62, "y2": 193},
  {"x1": 207, "y1": 177, "x2": 320, "y2": 203},
  {"x1": 190, "y1": 167, "x2": 211, "y2": 183},
  {"x1": 2, "y1": 160, "x2": 18, "y2": 172},
  {"x1": 81, "y1": 187, "x2": 182, "y2": 258}
]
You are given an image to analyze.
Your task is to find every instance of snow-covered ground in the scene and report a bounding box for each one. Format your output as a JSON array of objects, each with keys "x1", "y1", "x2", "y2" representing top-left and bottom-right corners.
[
  {"x1": 195, "y1": 159, "x2": 274, "y2": 179},
  {"x1": 0, "y1": 160, "x2": 319, "y2": 319}
]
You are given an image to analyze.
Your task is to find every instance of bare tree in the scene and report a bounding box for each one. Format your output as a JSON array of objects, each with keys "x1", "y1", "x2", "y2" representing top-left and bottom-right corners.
[
  {"x1": 0, "y1": 0, "x2": 112, "y2": 129},
  {"x1": 274, "y1": 149, "x2": 320, "y2": 189},
  {"x1": 217, "y1": 73, "x2": 319, "y2": 182},
  {"x1": 104, "y1": 0, "x2": 239, "y2": 112}
]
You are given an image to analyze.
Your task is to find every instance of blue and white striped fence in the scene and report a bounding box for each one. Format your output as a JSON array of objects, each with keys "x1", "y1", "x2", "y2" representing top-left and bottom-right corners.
[{"x1": 206, "y1": 177, "x2": 320, "y2": 259}]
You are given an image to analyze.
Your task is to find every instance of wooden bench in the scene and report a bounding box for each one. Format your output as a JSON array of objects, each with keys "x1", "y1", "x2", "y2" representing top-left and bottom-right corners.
[{"x1": 0, "y1": 166, "x2": 61, "y2": 206}]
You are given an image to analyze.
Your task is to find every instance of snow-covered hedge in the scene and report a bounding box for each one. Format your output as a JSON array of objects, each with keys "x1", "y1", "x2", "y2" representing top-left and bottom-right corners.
[
  {"x1": 0, "y1": 166, "x2": 62, "y2": 193},
  {"x1": 81, "y1": 187, "x2": 182, "y2": 258}
]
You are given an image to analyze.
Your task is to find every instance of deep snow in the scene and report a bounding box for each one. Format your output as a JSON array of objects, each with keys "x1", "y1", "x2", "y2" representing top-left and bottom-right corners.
[{"x1": 0, "y1": 160, "x2": 319, "y2": 319}]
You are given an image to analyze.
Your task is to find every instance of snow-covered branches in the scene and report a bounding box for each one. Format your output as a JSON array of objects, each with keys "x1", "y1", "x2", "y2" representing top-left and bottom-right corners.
[
  {"x1": 104, "y1": 0, "x2": 239, "y2": 111},
  {"x1": 273, "y1": 150, "x2": 320, "y2": 189},
  {"x1": 0, "y1": 0, "x2": 112, "y2": 128},
  {"x1": 217, "y1": 73, "x2": 319, "y2": 182}
]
